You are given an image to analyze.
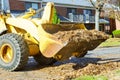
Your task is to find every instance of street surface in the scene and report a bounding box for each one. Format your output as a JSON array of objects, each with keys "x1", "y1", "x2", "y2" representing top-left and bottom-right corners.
[{"x1": 0, "y1": 46, "x2": 120, "y2": 80}]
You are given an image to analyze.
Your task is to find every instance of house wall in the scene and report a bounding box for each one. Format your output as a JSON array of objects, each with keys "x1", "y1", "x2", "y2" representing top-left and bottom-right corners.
[
  {"x1": 8, "y1": 1, "x2": 94, "y2": 18},
  {"x1": 109, "y1": 18, "x2": 116, "y2": 34},
  {"x1": 55, "y1": 6, "x2": 95, "y2": 17},
  {"x1": 55, "y1": 7, "x2": 88, "y2": 17},
  {"x1": 115, "y1": 19, "x2": 120, "y2": 30},
  {"x1": 77, "y1": 8, "x2": 83, "y2": 14},
  {"x1": 9, "y1": 0, "x2": 25, "y2": 10},
  {"x1": 55, "y1": 6, "x2": 67, "y2": 17},
  {"x1": 8, "y1": 0, "x2": 93, "y2": 17}
]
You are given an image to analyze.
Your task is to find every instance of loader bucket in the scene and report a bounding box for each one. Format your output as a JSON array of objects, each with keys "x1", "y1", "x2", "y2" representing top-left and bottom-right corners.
[
  {"x1": 38, "y1": 34, "x2": 67, "y2": 57},
  {"x1": 38, "y1": 24, "x2": 109, "y2": 61},
  {"x1": 38, "y1": 24, "x2": 67, "y2": 58}
]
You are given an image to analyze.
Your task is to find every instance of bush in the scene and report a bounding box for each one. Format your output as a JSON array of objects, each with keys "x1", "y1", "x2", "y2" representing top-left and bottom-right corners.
[{"x1": 112, "y1": 30, "x2": 120, "y2": 38}]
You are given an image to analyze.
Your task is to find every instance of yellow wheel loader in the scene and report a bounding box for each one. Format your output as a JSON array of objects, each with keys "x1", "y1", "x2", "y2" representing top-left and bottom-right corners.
[{"x1": 0, "y1": 2, "x2": 108, "y2": 71}]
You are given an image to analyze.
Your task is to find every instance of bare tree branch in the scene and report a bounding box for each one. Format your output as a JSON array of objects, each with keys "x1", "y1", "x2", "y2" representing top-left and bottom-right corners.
[{"x1": 89, "y1": 0, "x2": 96, "y2": 8}]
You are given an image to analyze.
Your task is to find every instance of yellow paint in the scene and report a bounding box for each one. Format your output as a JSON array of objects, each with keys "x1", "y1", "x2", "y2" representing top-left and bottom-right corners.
[
  {"x1": 8, "y1": 25, "x2": 17, "y2": 33},
  {"x1": 6, "y1": 18, "x2": 40, "y2": 41},
  {"x1": 77, "y1": 23, "x2": 87, "y2": 30},
  {"x1": 72, "y1": 52, "x2": 79, "y2": 57},
  {"x1": 28, "y1": 44, "x2": 39, "y2": 56},
  {"x1": 41, "y1": 2, "x2": 54, "y2": 24},
  {"x1": 24, "y1": 33, "x2": 39, "y2": 56},
  {"x1": 0, "y1": 44, "x2": 13, "y2": 63},
  {"x1": 37, "y1": 24, "x2": 67, "y2": 57},
  {"x1": 21, "y1": 8, "x2": 36, "y2": 19},
  {"x1": 0, "y1": 15, "x2": 7, "y2": 33}
]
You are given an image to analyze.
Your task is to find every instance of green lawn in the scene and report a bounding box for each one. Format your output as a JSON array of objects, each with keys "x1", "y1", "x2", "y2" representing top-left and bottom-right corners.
[
  {"x1": 98, "y1": 38, "x2": 120, "y2": 47},
  {"x1": 72, "y1": 75, "x2": 108, "y2": 80},
  {"x1": 115, "y1": 70, "x2": 120, "y2": 75}
]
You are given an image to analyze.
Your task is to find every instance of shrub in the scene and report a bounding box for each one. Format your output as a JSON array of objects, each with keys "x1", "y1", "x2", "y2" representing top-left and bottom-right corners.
[{"x1": 112, "y1": 30, "x2": 120, "y2": 38}]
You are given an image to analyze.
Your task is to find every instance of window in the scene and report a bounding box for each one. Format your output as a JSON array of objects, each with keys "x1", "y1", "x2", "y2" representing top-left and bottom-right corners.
[
  {"x1": 67, "y1": 8, "x2": 76, "y2": 14},
  {"x1": 32, "y1": 3, "x2": 39, "y2": 10},
  {"x1": 67, "y1": 8, "x2": 76, "y2": 16},
  {"x1": 67, "y1": 8, "x2": 77, "y2": 21},
  {"x1": 83, "y1": 9, "x2": 92, "y2": 23},
  {"x1": 25, "y1": 2, "x2": 39, "y2": 17},
  {"x1": 83, "y1": 9, "x2": 92, "y2": 15},
  {"x1": 25, "y1": 2, "x2": 38, "y2": 11}
]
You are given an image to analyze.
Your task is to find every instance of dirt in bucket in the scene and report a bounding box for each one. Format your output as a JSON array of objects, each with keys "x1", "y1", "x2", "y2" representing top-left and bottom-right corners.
[{"x1": 53, "y1": 29, "x2": 109, "y2": 60}]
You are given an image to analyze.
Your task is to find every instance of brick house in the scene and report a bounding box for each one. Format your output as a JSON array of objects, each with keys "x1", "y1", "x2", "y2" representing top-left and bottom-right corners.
[
  {"x1": 10, "y1": 0, "x2": 95, "y2": 21},
  {"x1": 1, "y1": 0, "x2": 112, "y2": 33}
]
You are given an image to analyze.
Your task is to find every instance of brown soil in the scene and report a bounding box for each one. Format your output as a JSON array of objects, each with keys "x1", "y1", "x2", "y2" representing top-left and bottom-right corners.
[
  {"x1": 54, "y1": 29, "x2": 108, "y2": 42},
  {"x1": 49, "y1": 62, "x2": 120, "y2": 80},
  {"x1": 0, "y1": 60, "x2": 120, "y2": 80},
  {"x1": 53, "y1": 29, "x2": 109, "y2": 60}
]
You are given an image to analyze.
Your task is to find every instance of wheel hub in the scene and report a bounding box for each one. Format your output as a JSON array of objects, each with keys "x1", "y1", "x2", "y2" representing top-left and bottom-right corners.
[{"x1": 0, "y1": 44, "x2": 13, "y2": 63}]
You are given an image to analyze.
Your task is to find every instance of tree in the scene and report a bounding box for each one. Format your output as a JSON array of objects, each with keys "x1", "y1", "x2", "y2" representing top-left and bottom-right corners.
[
  {"x1": 103, "y1": 0, "x2": 120, "y2": 20},
  {"x1": 52, "y1": 7, "x2": 60, "y2": 24},
  {"x1": 88, "y1": 0, "x2": 108, "y2": 30}
]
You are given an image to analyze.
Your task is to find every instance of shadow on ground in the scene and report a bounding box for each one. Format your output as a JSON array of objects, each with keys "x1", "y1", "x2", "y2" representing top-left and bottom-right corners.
[{"x1": 22, "y1": 56, "x2": 120, "y2": 71}]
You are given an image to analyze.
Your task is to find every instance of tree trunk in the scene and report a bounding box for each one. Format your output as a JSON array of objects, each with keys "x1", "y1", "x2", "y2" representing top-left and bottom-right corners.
[{"x1": 95, "y1": 9, "x2": 100, "y2": 30}]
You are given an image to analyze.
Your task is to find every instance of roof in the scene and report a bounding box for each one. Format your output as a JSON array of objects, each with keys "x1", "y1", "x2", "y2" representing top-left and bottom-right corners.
[
  {"x1": 43, "y1": 0, "x2": 94, "y2": 9},
  {"x1": 20, "y1": 0, "x2": 94, "y2": 9},
  {"x1": 43, "y1": 0, "x2": 93, "y2": 7},
  {"x1": 20, "y1": 0, "x2": 42, "y2": 2}
]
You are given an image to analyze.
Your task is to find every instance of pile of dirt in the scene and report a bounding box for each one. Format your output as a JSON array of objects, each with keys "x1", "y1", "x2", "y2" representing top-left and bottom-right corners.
[
  {"x1": 0, "y1": 58, "x2": 120, "y2": 80},
  {"x1": 54, "y1": 29, "x2": 108, "y2": 42},
  {"x1": 47, "y1": 62, "x2": 120, "y2": 80},
  {"x1": 53, "y1": 29, "x2": 109, "y2": 60}
]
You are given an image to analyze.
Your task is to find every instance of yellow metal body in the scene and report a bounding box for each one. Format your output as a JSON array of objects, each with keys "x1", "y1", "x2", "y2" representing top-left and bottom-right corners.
[
  {"x1": 0, "y1": 2, "x2": 86, "y2": 60},
  {"x1": 0, "y1": 43, "x2": 13, "y2": 63}
]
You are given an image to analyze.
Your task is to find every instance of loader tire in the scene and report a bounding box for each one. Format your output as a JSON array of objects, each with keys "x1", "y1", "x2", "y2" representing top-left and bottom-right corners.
[
  {"x1": 0, "y1": 33, "x2": 29, "y2": 71},
  {"x1": 34, "y1": 53, "x2": 56, "y2": 65}
]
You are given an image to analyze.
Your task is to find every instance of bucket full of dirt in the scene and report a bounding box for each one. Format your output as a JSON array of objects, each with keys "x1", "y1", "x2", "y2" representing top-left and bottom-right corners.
[
  {"x1": 38, "y1": 24, "x2": 109, "y2": 61},
  {"x1": 53, "y1": 29, "x2": 109, "y2": 61}
]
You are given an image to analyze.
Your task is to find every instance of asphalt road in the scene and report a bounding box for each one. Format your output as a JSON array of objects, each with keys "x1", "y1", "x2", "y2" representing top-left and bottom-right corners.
[
  {"x1": 52, "y1": 46, "x2": 120, "y2": 66},
  {"x1": 86, "y1": 46, "x2": 120, "y2": 63}
]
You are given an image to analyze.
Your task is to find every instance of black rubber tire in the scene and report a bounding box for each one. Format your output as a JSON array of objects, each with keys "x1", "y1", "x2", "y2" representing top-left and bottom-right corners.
[
  {"x1": 34, "y1": 53, "x2": 56, "y2": 65},
  {"x1": 0, "y1": 33, "x2": 29, "y2": 71}
]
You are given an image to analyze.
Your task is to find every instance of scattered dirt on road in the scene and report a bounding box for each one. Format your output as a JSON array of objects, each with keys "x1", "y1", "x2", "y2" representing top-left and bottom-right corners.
[
  {"x1": 49, "y1": 61, "x2": 120, "y2": 80},
  {"x1": 0, "y1": 58, "x2": 120, "y2": 80}
]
